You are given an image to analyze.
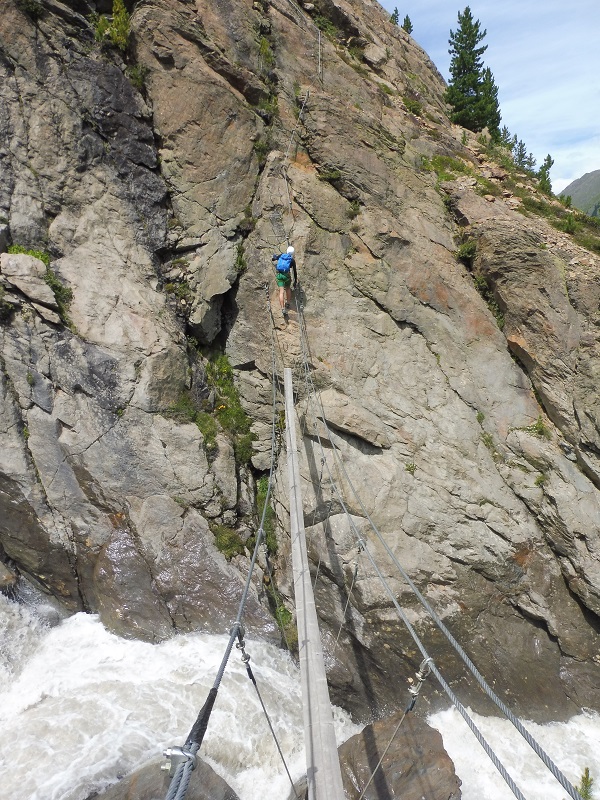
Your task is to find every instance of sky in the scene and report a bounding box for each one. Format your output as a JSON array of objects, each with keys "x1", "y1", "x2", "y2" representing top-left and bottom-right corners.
[{"x1": 379, "y1": 0, "x2": 600, "y2": 193}]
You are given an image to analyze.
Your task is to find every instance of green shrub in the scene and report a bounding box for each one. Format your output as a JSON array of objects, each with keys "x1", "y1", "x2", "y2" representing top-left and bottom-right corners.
[
  {"x1": 560, "y1": 214, "x2": 578, "y2": 234},
  {"x1": 212, "y1": 524, "x2": 246, "y2": 560},
  {"x1": 195, "y1": 411, "x2": 218, "y2": 458},
  {"x1": 126, "y1": 64, "x2": 149, "y2": 91},
  {"x1": 108, "y1": 0, "x2": 129, "y2": 50},
  {"x1": 314, "y1": 15, "x2": 339, "y2": 41},
  {"x1": 472, "y1": 271, "x2": 504, "y2": 330},
  {"x1": 481, "y1": 431, "x2": 494, "y2": 450},
  {"x1": 405, "y1": 462, "x2": 416, "y2": 475},
  {"x1": 267, "y1": 585, "x2": 298, "y2": 653},
  {"x1": 258, "y1": 36, "x2": 275, "y2": 69},
  {"x1": 44, "y1": 269, "x2": 74, "y2": 324},
  {"x1": 402, "y1": 96, "x2": 422, "y2": 116},
  {"x1": 256, "y1": 94, "x2": 278, "y2": 118},
  {"x1": 8, "y1": 244, "x2": 50, "y2": 266},
  {"x1": 207, "y1": 354, "x2": 256, "y2": 465},
  {"x1": 91, "y1": 0, "x2": 130, "y2": 51},
  {"x1": 16, "y1": 0, "x2": 43, "y2": 18},
  {"x1": 456, "y1": 238, "x2": 477, "y2": 263},
  {"x1": 577, "y1": 767, "x2": 594, "y2": 800},
  {"x1": 166, "y1": 392, "x2": 218, "y2": 458},
  {"x1": 318, "y1": 167, "x2": 342, "y2": 183},
  {"x1": 167, "y1": 355, "x2": 255, "y2": 465},
  {"x1": 525, "y1": 415, "x2": 550, "y2": 438},
  {"x1": 234, "y1": 243, "x2": 247, "y2": 274},
  {"x1": 378, "y1": 82, "x2": 395, "y2": 96},
  {"x1": 347, "y1": 199, "x2": 361, "y2": 219},
  {"x1": 91, "y1": 12, "x2": 111, "y2": 42},
  {"x1": 253, "y1": 136, "x2": 271, "y2": 168}
]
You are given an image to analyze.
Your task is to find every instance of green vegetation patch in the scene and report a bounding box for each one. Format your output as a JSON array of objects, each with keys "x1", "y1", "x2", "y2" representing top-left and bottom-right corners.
[
  {"x1": 422, "y1": 154, "x2": 471, "y2": 183},
  {"x1": 207, "y1": 354, "x2": 256, "y2": 465},
  {"x1": 16, "y1": 0, "x2": 43, "y2": 18},
  {"x1": 256, "y1": 475, "x2": 277, "y2": 555},
  {"x1": 318, "y1": 167, "x2": 342, "y2": 183},
  {"x1": 524, "y1": 415, "x2": 551, "y2": 439},
  {"x1": 402, "y1": 96, "x2": 422, "y2": 116},
  {"x1": 212, "y1": 524, "x2": 246, "y2": 560},
  {"x1": 314, "y1": 15, "x2": 340, "y2": 41},
  {"x1": 91, "y1": 0, "x2": 130, "y2": 51},
  {"x1": 126, "y1": 64, "x2": 149, "y2": 92},
  {"x1": 267, "y1": 585, "x2": 298, "y2": 653},
  {"x1": 8, "y1": 244, "x2": 50, "y2": 267},
  {"x1": 166, "y1": 353, "x2": 255, "y2": 465}
]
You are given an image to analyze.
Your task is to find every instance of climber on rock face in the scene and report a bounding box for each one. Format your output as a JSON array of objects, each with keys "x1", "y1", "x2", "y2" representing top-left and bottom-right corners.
[{"x1": 272, "y1": 245, "x2": 298, "y2": 317}]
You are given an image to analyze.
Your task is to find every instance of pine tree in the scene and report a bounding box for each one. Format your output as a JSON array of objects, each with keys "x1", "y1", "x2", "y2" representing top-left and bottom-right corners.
[
  {"x1": 499, "y1": 126, "x2": 513, "y2": 149},
  {"x1": 524, "y1": 152, "x2": 537, "y2": 171},
  {"x1": 479, "y1": 66, "x2": 501, "y2": 139},
  {"x1": 445, "y1": 7, "x2": 500, "y2": 135},
  {"x1": 390, "y1": 7, "x2": 399, "y2": 25},
  {"x1": 538, "y1": 154, "x2": 554, "y2": 194},
  {"x1": 577, "y1": 768, "x2": 594, "y2": 800},
  {"x1": 513, "y1": 139, "x2": 527, "y2": 168},
  {"x1": 402, "y1": 15, "x2": 413, "y2": 34}
]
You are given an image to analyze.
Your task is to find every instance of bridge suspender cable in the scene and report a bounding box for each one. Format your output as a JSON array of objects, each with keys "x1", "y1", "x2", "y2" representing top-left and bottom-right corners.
[
  {"x1": 284, "y1": 366, "x2": 345, "y2": 800},
  {"x1": 162, "y1": 295, "x2": 281, "y2": 800},
  {"x1": 292, "y1": 304, "x2": 584, "y2": 800}
]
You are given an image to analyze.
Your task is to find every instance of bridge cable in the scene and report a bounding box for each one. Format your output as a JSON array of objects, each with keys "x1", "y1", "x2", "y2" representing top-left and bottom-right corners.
[
  {"x1": 292, "y1": 307, "x2": 533, "y2": 800},
  {"x1": 358, "y1": 658, "x2": 432, "y2": 800},
  {"x1": 163, "y1": 286, "x2": 282, "y2": 800},
  {"x1": 293, "y1": 302, "x2": 583, "y2": 800},
  {"x1": 318, "y1": 392, "x2": 583, "y2": 800},
  {"x1": 305, "y1": 383, "x2": 527, "y2": 800},
  {"x1": 236, "y1": 629, "x2": 300, "y2": 799}
]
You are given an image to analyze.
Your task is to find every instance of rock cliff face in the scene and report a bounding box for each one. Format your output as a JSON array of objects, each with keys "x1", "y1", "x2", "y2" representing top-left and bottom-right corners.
[{"x1": 2, "y1": 0, "x2": 600, "y2": 742}]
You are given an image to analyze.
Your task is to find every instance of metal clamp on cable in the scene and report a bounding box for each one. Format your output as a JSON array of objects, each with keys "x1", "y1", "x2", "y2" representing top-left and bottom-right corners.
[
  {"x1": 231, "y1": 622, "x2": 244, "y2": 640},
  {"x1": 408, "y1": 657, "x2": 433, "y2": 698},
  {"x1": 161, "y1": 746, "x2": 197, "y2": 776}
]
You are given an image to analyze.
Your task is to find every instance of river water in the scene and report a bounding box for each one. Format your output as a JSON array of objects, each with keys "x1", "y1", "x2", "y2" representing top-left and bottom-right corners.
[{"x1": 2, "y1": 590, "x2": 599, "y2": 800}]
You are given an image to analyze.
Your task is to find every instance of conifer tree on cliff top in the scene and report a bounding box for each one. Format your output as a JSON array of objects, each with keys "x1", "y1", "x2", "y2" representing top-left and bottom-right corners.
[{"x1": 445, "y1": 6, "x2": 501, "y2": 138}]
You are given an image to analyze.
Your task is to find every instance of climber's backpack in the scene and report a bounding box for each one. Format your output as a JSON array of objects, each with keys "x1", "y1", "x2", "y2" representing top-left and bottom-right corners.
[{"x1": 276, "y1": 252, "x2": 293, "y2": 273}]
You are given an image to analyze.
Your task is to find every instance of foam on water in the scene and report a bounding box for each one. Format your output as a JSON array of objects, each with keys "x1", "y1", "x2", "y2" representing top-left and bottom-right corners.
[
  {"x1": 0, "y1": 596, "x2": 361, "y2": 800},
  {"x1": 429, "y1": 706, "x2": 600, "y2": 800},
  {"x1": 4, "y1": 592, "x2": 600, "y2": 800}
]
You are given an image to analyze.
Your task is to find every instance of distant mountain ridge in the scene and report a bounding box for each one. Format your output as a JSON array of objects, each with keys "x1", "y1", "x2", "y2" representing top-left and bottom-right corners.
[{"x1": 562, "y1": 168, "x2": 600, "y2": 216}]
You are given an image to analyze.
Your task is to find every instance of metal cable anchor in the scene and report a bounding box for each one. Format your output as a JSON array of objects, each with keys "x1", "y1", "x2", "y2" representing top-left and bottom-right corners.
[{"x1": 161, "y1": 746, "x2": 197, "y2": 776}]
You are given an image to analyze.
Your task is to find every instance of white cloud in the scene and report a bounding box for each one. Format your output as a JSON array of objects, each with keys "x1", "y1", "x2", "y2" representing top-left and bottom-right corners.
[{"x1": 379, "y1": 0, "x2": 600, "y2": 192}]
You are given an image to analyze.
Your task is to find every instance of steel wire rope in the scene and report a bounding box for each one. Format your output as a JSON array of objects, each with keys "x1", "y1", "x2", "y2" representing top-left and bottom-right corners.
[
  {"x1": 292, "y1": 307, "x2": 531, "y2": 800},
  {"x1": 357, "y1": 658, "x2": 433, "y2": 800},
  {"x1": 236, "y1": 630, "x2": 300, "y2": 799},
  {"x1": 164, "y1": 292, "x2": 282, "y2": 800},
  {"x1": 304, "y1": 415, "x2": 527, "y2": 800},
  {"x1": 303, "y1": 400, "x2": 527, "y2": 800},
  {"x1": 313, "y1": 395, "x2": 583, "y2": 800},
  {"x1": 293, "y1": 305, "x2": 583, "y2": 800}
]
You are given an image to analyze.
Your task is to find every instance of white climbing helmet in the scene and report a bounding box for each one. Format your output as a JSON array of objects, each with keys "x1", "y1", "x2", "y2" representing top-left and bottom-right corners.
[{"x1": 287, "y1": 246, "x2": 295, "y2": 254}]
